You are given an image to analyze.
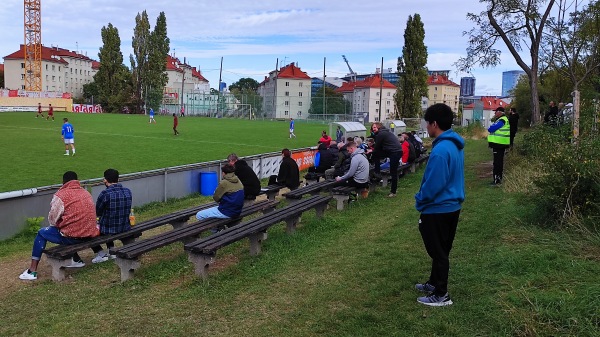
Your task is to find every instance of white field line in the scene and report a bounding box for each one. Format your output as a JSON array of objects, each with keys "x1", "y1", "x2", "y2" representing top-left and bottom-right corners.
[{"x1": 0, "y1": 125, "x2": 276, "y2": 149}]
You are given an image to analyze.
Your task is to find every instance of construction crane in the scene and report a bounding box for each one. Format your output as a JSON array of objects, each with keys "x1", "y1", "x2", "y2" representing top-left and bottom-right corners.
[
  {"x1": 24, "y1": 0, "x2": 42, "y2": 92},
  {"x1": 342, "y1": 55, "x2": 356, "y2": 82}
]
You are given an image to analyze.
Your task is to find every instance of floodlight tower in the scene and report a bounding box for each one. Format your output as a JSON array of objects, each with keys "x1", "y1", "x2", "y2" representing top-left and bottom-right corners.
[{"x1": 24, "y1": 0, "x2": 42, "y2": 92}]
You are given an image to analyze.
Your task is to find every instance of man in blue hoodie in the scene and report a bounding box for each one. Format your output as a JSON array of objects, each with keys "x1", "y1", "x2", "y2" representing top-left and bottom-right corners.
[{"x1": 414, "y1": 103, "x2": 465, "y2": 307}]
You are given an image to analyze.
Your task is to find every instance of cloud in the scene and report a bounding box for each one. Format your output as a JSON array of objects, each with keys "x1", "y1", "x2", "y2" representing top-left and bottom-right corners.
[{"x1": 229, "y1": 9, "x2": 315, "y2": 27}]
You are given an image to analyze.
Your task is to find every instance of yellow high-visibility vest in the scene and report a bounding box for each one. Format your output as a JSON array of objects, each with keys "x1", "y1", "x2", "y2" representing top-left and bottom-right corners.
[{"x1": 488, "y1": 115, "x2": 510, "y2": 145}]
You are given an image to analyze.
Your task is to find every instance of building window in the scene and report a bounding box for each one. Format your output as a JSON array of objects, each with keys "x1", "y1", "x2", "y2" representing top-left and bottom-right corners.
[
  {"x1": 434, "y1": 94, "x2": 437, "y2": 98},
  {"x1": 387, "y1": 101, "x2": 390, "y2": 105},
  {"x1": 52, "y1": 65, "x2": 55, "y2": 71},
  {"x1": 59, "y1": 76, "x2": 61, "y2": 82},
  {"x1": 387, "y1": 109, "x2": 390, "y2": 113},
  {"x1": 45, "y1": 64, "x2": 48, "y2": 70},
  {"x1": 376, "y1": 109, "x2": 379, "y2": 113},
  {"x1": 45, "y1": 75, "x2": 48, "y2": 81},
  {"x1": 298, "y1": 111, "x2": 302, "y2": 116},
  {"x1": 21, "y1": 63, "x2": 25, "y2": 68},
  {"x1": 284, "y1": 110, "x2": 289, "y2": 116},
  {"x1": 22, "y1": 85, "x2": 26, "y2": 89},
  {"x1": 59, "y1": 66, "x2": 61, "y2": 71},
  {"x1": 376, "y1": 101, "x2": 380, "y2": 105},
  {"x1": 285, "y1": 91, "x2": 289, "y2": 96},
  {"x1": 285, "y1": 101, "x2": 289, "y2": 106},
  {"x1": 299, "y1": 92, "x2": 303, "y2": 97},
  {"x1": 52, "y1": 76, "x2": 55, "y2": 81},
  {"x1": 285, "y1": 81, "x2": 290, "y2": 86},
  {"x1": 376, "y1": 92, "x2": 380, "y2": 96},
  {"x1": 21, "y1": 74, "x2": 25, "y2": 80},
  {"x1": 298, "y1": 102, "x2": 303, "y2": 106},
  {"x1": 387, "y1": 92, "x2": 391, "y2": 96},
  {"x1": 299, "y1": 82, "x2": 303, "y2": 87}
]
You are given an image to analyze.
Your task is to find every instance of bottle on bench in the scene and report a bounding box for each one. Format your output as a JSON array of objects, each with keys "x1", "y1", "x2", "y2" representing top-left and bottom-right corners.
[{"x1": 129, "y1": 209, "x2": 136, "y2": 226}]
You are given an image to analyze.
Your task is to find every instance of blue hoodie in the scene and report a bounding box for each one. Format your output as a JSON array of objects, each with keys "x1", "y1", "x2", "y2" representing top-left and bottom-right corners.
[{"x1": 415, "y1": 129, "x2": 465, "y2": 214}]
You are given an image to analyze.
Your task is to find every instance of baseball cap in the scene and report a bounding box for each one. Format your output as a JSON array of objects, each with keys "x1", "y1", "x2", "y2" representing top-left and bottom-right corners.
[{"x1": 494, "y1": 107, "x2": 505, "y2": 112}]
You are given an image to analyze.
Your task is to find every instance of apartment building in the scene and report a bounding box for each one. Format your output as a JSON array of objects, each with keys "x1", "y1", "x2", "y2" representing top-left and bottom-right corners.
[
  {"x1": 336, "y1": 74, "x2": 396, "y2": 122},
  {"x1": 427, "y1": 71, "x2": 460, "y2": 115},
  {"x1": 163, "y1": 55, "x2": 209, "y2": 103},
  {"x1": 258, "y1": 63, "x2": 312, "y2": 119}
]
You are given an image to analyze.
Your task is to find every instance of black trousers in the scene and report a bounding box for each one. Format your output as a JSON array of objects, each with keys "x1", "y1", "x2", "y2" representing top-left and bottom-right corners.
[
  {"x1": 388, "y1": 151, "x2": 402, "y2": 194},
  {"x1": 334, "y1": 177, "x2": 369, "y2": 189},
  {"x1": 492, "y1": 147, "x2": 506, "y2": 181},
  {"x1": 419, "y1": 210, "x2": 460, "y2": 296}
]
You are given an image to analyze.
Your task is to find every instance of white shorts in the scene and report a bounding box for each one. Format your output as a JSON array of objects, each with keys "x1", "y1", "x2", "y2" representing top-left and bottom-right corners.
[
  {"x1": 289, "y1": 129, "x2": 294, "y2": 133},
  {"x1": 64, "y1": 138, "x2": 74, "y2": 144},
  {"x1": 149, "y1": 116, "x2": 155, "y2": 121}
]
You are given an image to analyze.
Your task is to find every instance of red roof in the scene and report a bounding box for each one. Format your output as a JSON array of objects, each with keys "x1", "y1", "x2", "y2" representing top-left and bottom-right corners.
[
  {"x1": 3, "y1": 45, "x2": 97, "y2": 66},
  {"x1": 464, "y1": 96, "x2": 509, "y2": 110},
  {"x1": 0, "y1": 64, "x2": 4, "y2": 72},
  {"x1": 91, "y1": 61, "x2": 100, "y2": 70},
  {"x1": 191, "y1": 66, "x2": 207, "y2": 82},
  {"x1": 165, "y1": 55, "x2": 184, "y2": 73},
  {"x1": 277, "y1": 63, "x2": 311, "y2": 80},
  {"x1": 335, "y1": 74, "x2": 395, "y2": 93},
  {"x1": 427, "y1": 74, "x2": 459, "y2": 87}
]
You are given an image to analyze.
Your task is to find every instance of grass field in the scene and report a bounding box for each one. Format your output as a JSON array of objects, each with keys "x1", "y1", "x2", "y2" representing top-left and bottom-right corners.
[
  {"x1": 0, "y1": 138, "x2": 598, "y2": 336},
  {"x1": 0, "y1": 112, "x2": 330, "y2": 192}
]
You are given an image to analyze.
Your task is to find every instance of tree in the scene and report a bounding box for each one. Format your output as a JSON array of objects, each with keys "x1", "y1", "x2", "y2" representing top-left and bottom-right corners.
[
  {"x1": 309, "y1": 86, "x2": 351, "y2": 115},
  {"x1": 395, "y1": 14, "x2": 428, "y2": 119},
  {"x1": 456, "y1": 0, "x2": 556, "y2": 125},
  {"x1": 93, "y1": 23, "x2": 132, "y2": 113},
  {"x1": 146, "y1": 12, "x2": 170, "y2": 111},
  {"x1": 229, "y1": 78, "x2": 262, "y2": 117},
  {"x1": 229, "y1": 77, "x2": 259, "y2": 92},
  {"x1": 130, "y1": 11, "x2": 151, "y2": 113}
]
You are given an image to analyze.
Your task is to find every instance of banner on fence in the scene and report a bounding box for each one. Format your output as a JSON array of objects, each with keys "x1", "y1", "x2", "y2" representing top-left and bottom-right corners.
[
  {"x1": 72, "y1": 104, "x2": 103, "y2": 113},
  {"x1": 291, "y1": 149, "x2": 316, "y2": 171}
]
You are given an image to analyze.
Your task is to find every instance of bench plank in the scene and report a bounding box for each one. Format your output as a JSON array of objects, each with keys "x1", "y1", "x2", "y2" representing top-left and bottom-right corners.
[
  {"x1": 185, "y1": 195, "x2": 331, "y2": 279},
  {"x1": 282, "y1": 179, "x2": 337, "y2": 200}
]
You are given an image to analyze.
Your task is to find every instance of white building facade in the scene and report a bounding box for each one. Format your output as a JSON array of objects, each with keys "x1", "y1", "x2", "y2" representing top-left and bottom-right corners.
[{"x1": 258, "y1": 63, "x2": 312, "y2": 119}]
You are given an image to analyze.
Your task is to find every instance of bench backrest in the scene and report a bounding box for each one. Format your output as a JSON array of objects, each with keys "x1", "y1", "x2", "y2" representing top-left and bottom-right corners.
[{"x1": 282, "y1": 179, "x2": 337, "y2": 199}]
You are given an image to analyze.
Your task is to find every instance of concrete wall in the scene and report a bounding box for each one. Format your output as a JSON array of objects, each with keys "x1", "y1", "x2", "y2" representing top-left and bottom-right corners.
[
  {"x1": 0, "y1": 96, "x2": 73, "y2": 112},
  {"x1": 0, "y1": 148, "x2": 316, "y2": 240}
]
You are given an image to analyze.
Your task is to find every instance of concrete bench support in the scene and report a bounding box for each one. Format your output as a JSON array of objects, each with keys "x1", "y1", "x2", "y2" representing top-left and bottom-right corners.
[
  {"x1": 187, "y1": 253, "x2": 214, "y2": 280},
  {"x1": 115, "y1": 257, "x2": 141, "y2": 282}
]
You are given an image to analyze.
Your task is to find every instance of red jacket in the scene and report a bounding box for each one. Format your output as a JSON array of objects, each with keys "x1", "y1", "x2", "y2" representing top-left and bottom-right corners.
[
  {"x1": 401, "y1": 141, "x2": 410, "y2": 164},
  {"x1": 319, "y1": 135, "x2": 332, "y2": 147},
  {"x1": 48, "y1": 180, "x2": 99, "y2": 238}
]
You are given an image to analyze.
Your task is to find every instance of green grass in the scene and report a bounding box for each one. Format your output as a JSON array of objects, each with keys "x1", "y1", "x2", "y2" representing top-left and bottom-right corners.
[
  {"x1": 0, "y1": 138, "x2": 598, "y2": 336},
  {"x1": 0, "y1": 112, "x2": 327, "y2": 192}
]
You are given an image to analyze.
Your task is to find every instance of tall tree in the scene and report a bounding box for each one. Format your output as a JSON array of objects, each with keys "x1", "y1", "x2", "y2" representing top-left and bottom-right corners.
[
  {"x1": 130, "y1": 11, "x2": 151, "y2": 113},
  {"x1": 229, "y1": 77, "x2": 260, "y2": 92},
  {"x1": 455, "y1": 0, "x2": 556, "y2": 125},
  {"x1": 395, "y1": 14, "x2": 428, "y2": 118},
  {"x1": 94, "y1": 23, "x2": 131, "y2": 113},
  {"x1": 146, "y1": 11, "x2": 170, "y2": 110}
]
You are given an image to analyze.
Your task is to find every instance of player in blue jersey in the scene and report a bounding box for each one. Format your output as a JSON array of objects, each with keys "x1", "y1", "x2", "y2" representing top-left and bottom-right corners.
[
  {"x1": 289, "y1": 118, "x2": 296, "y2": 139},
  {"x1": 61, "y1": 118, "x2": 76, "y2": 156},
  {"x1": 149, "y1": 108, "x2": 156, "y2": 124}
]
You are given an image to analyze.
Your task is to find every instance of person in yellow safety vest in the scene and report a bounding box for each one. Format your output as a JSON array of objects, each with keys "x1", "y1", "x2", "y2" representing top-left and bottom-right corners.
[
  {"x1": 390, "y1": 122, "x2": 395, "y2": 135},
  {"x1": 487, "y1": 107, "x2": 511, "y2": 185}
]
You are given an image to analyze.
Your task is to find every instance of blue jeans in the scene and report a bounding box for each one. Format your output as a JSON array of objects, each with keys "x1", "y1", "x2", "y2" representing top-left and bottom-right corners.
[
  {"x1": 196, "y1": 207, "x2": 230, "y2": 220},
  {"x1": 31, "y1": 226, "x2": 88, "y2": 260}
]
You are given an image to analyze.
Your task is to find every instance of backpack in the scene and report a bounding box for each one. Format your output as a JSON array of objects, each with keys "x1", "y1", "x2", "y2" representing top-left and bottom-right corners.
[{"x1": 407, "y1": 135, "x2": 424, "y2": 157}]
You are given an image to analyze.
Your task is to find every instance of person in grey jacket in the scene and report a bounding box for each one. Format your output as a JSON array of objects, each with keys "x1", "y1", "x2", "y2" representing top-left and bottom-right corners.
[{"x1": 335, "y1": 141, "x2": 370, "y2": 189}]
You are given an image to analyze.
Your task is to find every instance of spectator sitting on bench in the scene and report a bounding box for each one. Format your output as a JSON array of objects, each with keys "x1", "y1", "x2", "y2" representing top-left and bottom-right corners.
[
  {"x1": 91, "y1": 168, "x2": 133, "y2": 264},
  {"x1": 227, "y1": 153, "x2": 261, "y2": 200},
  {"x1": 335, "y1": 141, "x2": 370, "y2": 190},
  {"x1": 399, "y1": 133, "x2": 417, "y2": 166},
  {"x1": 325, "y1": 141, "x2": 351, "y2": 180},
  {"x1": 196, "y1": 164, "x2": 244, "y2": 222},
  {"x1": 19, "y1": 171, "x2": 100, "y2": 281},
  {"x1": 268, "y1": 148, "x2": 300, "y2": 190},
  {"x1": 308, "y1": 142, "x2": 334, "y2": 175}
]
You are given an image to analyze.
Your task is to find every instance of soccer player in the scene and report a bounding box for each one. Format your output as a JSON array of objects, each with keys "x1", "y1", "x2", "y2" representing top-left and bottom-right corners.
[
  {"x1": 172, "y1": 113, "x2": 179, "y2": 135},
  {"x1": 46, "y1": 103, "x2": 55, "y2": 121},
  {"x1": 62, "y1": 118, "x2": 75, "y2": 156},
  {"x1": 36, "y1": 103, "x2": 44, "y2": 118},
  {"x1": 149, "y1": 108, "x2": 156, "y2": 124},
  {"x1": 289, "y1": 118, "x2": 296, "y2": 139}
]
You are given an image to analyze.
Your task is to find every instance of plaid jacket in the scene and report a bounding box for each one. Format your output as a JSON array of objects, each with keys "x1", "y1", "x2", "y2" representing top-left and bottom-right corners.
[{"x1": 96, "y1": 183, "x2": 133, "y2": 234}]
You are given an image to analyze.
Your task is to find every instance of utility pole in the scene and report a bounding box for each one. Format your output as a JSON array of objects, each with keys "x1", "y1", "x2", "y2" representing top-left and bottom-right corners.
[
  {"x1": 217, "y1": 56, "x2": 223, "y2": 117},
  {"x1": 273, "y1": 58, "x2": 278, "y2": 118},
  {"x1": 323, "y1": 57, "x2": 326, "y2": 117},
  {"x1": 378, "y1": 57, "x2": 383, "y2": 122}
]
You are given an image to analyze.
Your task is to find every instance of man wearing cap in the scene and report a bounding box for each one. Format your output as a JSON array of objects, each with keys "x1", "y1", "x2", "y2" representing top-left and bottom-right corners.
[{"x1": 487, "y1": 107, "x2": 510, "y2": 185}]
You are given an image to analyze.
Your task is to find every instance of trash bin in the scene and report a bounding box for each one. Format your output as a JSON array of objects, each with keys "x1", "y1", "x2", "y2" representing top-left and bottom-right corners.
[{"x1": 199, "y1": 171, "x2": 218, "y2": 196}]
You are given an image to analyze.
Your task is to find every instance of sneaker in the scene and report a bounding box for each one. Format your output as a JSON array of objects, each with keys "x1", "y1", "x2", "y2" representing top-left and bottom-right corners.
[
  {"x1": 65, "y1": 259, "x2": 86, "y2": 268},
  {"x1": 109, "y1": 254, "x2": 117, "y2": 260},
  {"x1": 19, "y1": 269, "x2": 37, "y2": 280},
  {"x1": 64, "y1": 153, "x2": 70, "y2": 156},
  {"x1": 92, "y1": 252, "x2": 109, "y2": 264},
  {"x1": 417, "y1": 293, "x2": 453, "y2": 307},
  {"x1": 387, "y1": 193, "x2": 396, "y2": 198},
  {"x1": 415, "y1": 282, "x2": 435, "y2": 293}
]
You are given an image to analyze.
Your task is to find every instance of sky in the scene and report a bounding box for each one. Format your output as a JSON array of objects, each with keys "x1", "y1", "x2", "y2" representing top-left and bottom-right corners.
[{"x1": 0, "y1": 0, "x2": 532, "y2": 96}]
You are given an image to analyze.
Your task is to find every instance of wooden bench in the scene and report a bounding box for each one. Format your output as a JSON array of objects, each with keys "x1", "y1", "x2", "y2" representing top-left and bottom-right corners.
[
  {"x1": 184, "y1": 195, "x2": 332, "y2": 279},
  {"x1": 282, "y1": 179, "x2": 337, "y2": 203},
  {"x1": 331, "y1": 185, "x2": 369, "y2": 210},
  {"x1": 42, "y1": 202, "x2": 217, "y2": 281},
  {"x1": 414, "y1": 154, "x2": 430, "y2": 168},
  {"x1": 242, "y1": 184, "x2": 284, "y2": 206},
  {"x1": 304, "y1": 172, "x2": 326, "y2": 185},
  {"x1": 109, "y1": 199, "x2": 278, "y2": 282}
]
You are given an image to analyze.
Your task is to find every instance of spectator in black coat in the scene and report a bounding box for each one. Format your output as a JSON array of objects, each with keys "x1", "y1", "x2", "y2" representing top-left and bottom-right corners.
[
  {"x1": 268, "y1": 148, "x2": 300, "y2": 190},
  {"x1": 371, "y1": 122, "x2": 403, "y2": 197},
  {"x1": 308, "y1": 142, "x2": 334, "y2": 174},
  {"x1": 227, "y1": 153, "x2": 261, "y2": 199}
]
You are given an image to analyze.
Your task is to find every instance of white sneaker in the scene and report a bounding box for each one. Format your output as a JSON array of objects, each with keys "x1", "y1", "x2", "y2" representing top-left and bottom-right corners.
[
  {"x1": 64, "y1": 153, "x2": 70, "y2": 156},
  {"x1": 19, "y1": 269, "x2": 37, "y2": 280},
  {"x1": 65, "y1": 259, "x2": 86, "y2": 268},
  {"x1": 109, "y1": 254, "x2": 117, "y2": 260},
  {"x1": 92, "y1": 252, "x2": 109, "y2": 264}
]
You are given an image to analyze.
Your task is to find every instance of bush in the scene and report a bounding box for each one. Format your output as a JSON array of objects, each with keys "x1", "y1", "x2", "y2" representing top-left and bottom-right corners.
[
  {"x1": 454, "y1": 121, "x2": 487, "y2": 140},
  {"x1": 519, "y1": 116, "x2": 600, "y2": 233}
]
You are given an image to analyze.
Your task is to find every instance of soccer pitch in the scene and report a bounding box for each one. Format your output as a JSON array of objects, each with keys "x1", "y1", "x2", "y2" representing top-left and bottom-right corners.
[{"x1": 0, "y1": 112, "x2": 328, "y2": 192}]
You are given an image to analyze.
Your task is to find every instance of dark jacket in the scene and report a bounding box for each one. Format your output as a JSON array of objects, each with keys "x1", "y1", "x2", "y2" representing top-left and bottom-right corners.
[
  {"x1": 277, "y1": 156, "x2": 300, "y2": 190},
  {"x1": 234, "y1": 159, "x2": 261, "y2": 197},
  {"x1": 374, "y1": 127, "x2": 403, "y2": 157},
  {"x1": 334, "y1": 145, "x2": 352, "y2": 176},
  {"x1": 508, "y1": 112, "x2": 520, "y2": 135},
  {"x1": 315, "y1": 143, "x2": 334, "y2": 172},
  {"x1": 328, "y1": 144, "x2": 339, "y2": 163}
]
